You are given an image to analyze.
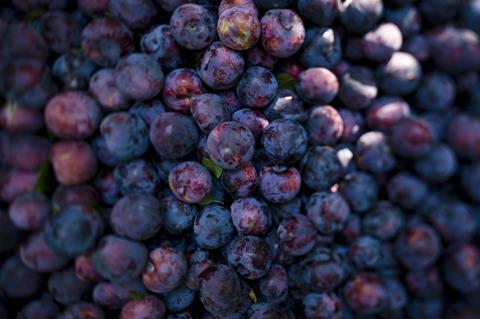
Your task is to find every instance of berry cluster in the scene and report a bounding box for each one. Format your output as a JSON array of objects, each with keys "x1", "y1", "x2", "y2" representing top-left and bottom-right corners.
[{"x1": 1, "y1": 0, "x2": 480, "y2": 318}]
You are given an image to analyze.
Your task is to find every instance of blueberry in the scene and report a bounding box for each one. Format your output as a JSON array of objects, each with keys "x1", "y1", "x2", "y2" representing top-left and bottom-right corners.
[
  {"x1": 339, "y1": 171, "x2": 378, "y2": 213},
  {"x1": 350, "y1": 236, "x2": 381, "y2": 269},
  {"x1": 52, "y1": 184, "x2": 100, "y2": 211},
  {"x1": 367, "y1": 96, "x2": 411, "y2": 132},
  {"x1": 44, "y1": 206, "x2": 104, "y2": 257},
  {"x1": 194, "y1": 205, "x2": 235, "y2": 249},
  {"x1": 277, "y1": 214, "x2": 316, "y2": 256},
  {"x1": 160, "y1": 195, "x2": 196, "y2": 234},
  {"x1": 52, "y1": 51, "x2": 96, "y2": 90},
  {"x1": 89, "y1": 68, "x2": 129, "y2": 112},
  {"x1": 19, "y1": 232, "x2": 69, "y2": 273},
  {"x1": 219, "y1": 0, "x2": 259, "y2": 16},
  {"x1": 301, "y1": 247, "x2": 347, "y2": 291},
  {"x1": 115, "y1": 53, "x2": 164, "y2": 101},
  {"x1": 443, "y1": 244, "x2": 480, "y2": 293},
  {"x1": 8, "y1": 192, "x2": 50, "y2": 231},
  {"x1": 355, "y1": 131, "x2": 396, "y2": 174},
  {"x1": 385, "y1": 6, "x2": 421, "y2": 38},
  {"x1": 301, "y1": 146, "x2": 344, "y2": 191},
  {"x1": 45, "y1": 91, "x2": 101, "y2": 139},
  {"x1": 428, "y1": 200, "x2": 476, "y2": 243},
  {"x1": 93, "y1": 235, "x2": 148, "y2": 283},
  {"x1": 362, "y1": 201, "x2": 404, "y2": 240},
  {"x1": 164, "y1": 285, "x2": 195, "y2": 312},
  {"x1": 48, "y1": 267, "x2": 92, "y2": 305},
  {"x1": 414, "y1": 144, "x2": 457, "y2": 183},
  {"x1": 75, "y1": 254, "x2": 101, "y2": 283},
  {"x1": 265, "y1": 89, "x2": 306, "y2": 122},
  {"x1": 150, "y1": 112, "x2": 199, "y2": 159},
  {"x1": 109, "y1": 0, "x2": 158, "y2": 30},
  {"x1": 245, "y1": 45, "x2": 277, "y2": 69},
  {"x1": 190, "y1": 93, "x2": 231, "y2": 133},
  {"x1": 362, "y1": 23, "x2": 403, "y2": 62},
  {"x1": 300, "y1": 29, "x2": 341, "y2": 70},
  {"x1": 119, "y1": 295, "x2": 165, "y2": 319},
  {"x1": 258, "y1": 264, "x2": 288, "y2": 303},
  {"x1": 376, "y1": 52, "x2": 422, "y2": 95},
  {"x1": 446, "y1": 113, "x2": 480, "y2": 160},
  {"x1": 231, "y1": 197, "x2": 271, "y2": 236},
  {"x1": 259, "y1": 166, "x2": 301, "y2": 204},
  {"x1": 262, "y1": 119, "x2": 308, "y2": 163},
  {"x1": 206, "y1": 121, "x2": 255, "y2": 169},
  {"x1": 93, "y1": 280, "x2": 145, "y2": 310},
  {"x1": 227, "y1": 236, "x2": 272, "y2": 279},
  {"x1": 141, "y1": 25, "x2": 184, "y2": 69},
  {"x1": 114, "y1": 159, "x2": 161, "y2": 195},
  {"x1": 296, "y1": 68, "x2": 339, "y2": 104},
  {"x1": 40, "y1": 11, "x2": 81, "y2": 54},
  {"x1": 142, "y1": 247, "x2": 187, "y2": 293},
  {"x1": 236, "y1": 66, "x2": 278, "y2": 108},
  {"x1": 198, "y1": 264, "x2": 242, "y2": 317},
  {"x1": 218, "y1": 7, "x2": 261, "y2": 50},
  {"x1": 0, "y1": 256, "x2": 43, "y2": 299},
  {"x1": 303, "y1": 292, "x2": 343, "y2": 319},
  {"x1": 395, "y1": 223, "x2": 441, "y2": 270},
  {"x1": 100, "y1": 112, "x2": 150, "y2": 162},
  {"x1": 306, "y1": 191, "x2": 350, "y2": 234},
  {"x1": 232, "y1": 108, "x2": 269, "y2": 140},
  {"x1": 111, "y1": 194, "x2": 163, "y2": 240},
  {"x1": 387, "y1": 172, "x2": 427, "y2": 209},
  {"x1": 344, "y1": 273, "x2": 388, "y2": 314},
  {"x1": 221, "y1": 162, "x2": 258, "y2": 198},
  {"x1": 260, "y1": 9, "x2": 305, "y2": 58},
  {"x1": 168, "y1": 161, "x2": 212, "y2": 204},
  {"x1": 170, "y1": 4, "x2": 217, "y2": 50},
  {"x1": 390, "y1": 117, "x2": 434, "y2": 158},
  {"x1": 307, "y1": 106, "x2": 344, "y2": 146},
  {"x1": 17, "y1": 295, "x2": 60, "y2": 319},
  {"x1": 298, "y1": 0, "x2": 339, "y2": 27},
  {"x1": 162, "y1": 68, "x2": 205, "y2": 113},
  {"x1": 339, "y1": 0, "x2": 383, "y2": 34},
  {"x1": 81, "y1": 17, "x2": 134, "y2": 67},
  {"x1": 58, "y1": 302, "x2": 105, "y2": 319},
  {"x1": 197, "y1": 42, "x2": 245, "y2": 90},
  {"x1": 339, "y1": 66, "x2": 378, "y2": 109},
  {"x1": 413, "y1": 72, "x2": 456, "y2": 111}
]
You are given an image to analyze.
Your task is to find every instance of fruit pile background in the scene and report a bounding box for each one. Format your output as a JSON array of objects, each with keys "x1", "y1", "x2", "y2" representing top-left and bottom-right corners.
[{"x1": 1, "y1": 0, "x2": 480, "y2": 318}]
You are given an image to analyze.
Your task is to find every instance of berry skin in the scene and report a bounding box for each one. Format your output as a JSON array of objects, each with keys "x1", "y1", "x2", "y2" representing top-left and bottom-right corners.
[
  {"x1": 50, "y1": 141, "x2": 98, "y2": 186},
  {"x1": 443, "y1": 244, "x2": 480, "y2": 294},
  {"x1": 376, "y1": 52, "x2": 423, "y2": 96},
  {"x1": 92, "y1": 235, "x2": 148, "y2": 283},
  {"x1": 0, "y1": 255, "x2": 43, "y2": 299},
  {"x1": 339, "y1": 172, "x2": 379, "y2": 213},
  {"x1": 232, "y1": 108, "x2": 269, "y2": 140},
  {"x1": 44, "y1": 206, "x2": 104, "y2": 257},
  {"x1": 81, "y1": 17, "x2": 134, "y2": 67},
  {"x1": 45, "y1": 91, "x2": 101, "y2": 139},
  {"x1": 108, "y1": 0, "x2": 158, "y2": 30},
  {"x1": 8, "y1": 192, "x2": 50, "y2": 231},
  {"x1": 301, "y1": 247, "x2": 347, "y2": 292},
  {"x1": 219, "y1": 0, "x2": 259, "y2": 16},
  {"x1": 197, "y1": 42, "x2": 245, "y2": 90},
  {"x1": 111, "y1": 194, "x2": 163, "y2": 241},
  {"x1": 115, "y1": 53, "x2": 164, "y2": 101},
  {"x1": 277, "y1": 214, "x2": 317, "y2": 256},
  {"x1": 349, "y1": 236, "x2": 381, "y2": 269},
  {"x1": 221, "y1": 162, "x2": 258, "y2": 198},
  {"x1": 168, "y1": 161, "x2": 212, "y2": 204},
  {"x1": 141, "y1": 25, "x2": 184, "y2": 69},
  {"x1": 297, "y1": 68, "x2": 339, "y2": 104},
  {"x1": 113, "y1": 159, "x2": 161, "y2": 196},
  {"x1": 390, "y1": 117, "x2": 434, "y2": 159},
  {"x1": 150, "y1": 112, "x2": 199, "y2": 160},
  {"x1": 19, "y1": 232, "x2": 69, "y2": 273},
  {"x1": 394, "y1": 223, "x2": 441, "y2": 270},
  {"x1": 306, "y1": 192, "x2": 350, "y2": 234},
  {"x1": 170, "y1": 4, "x2": 217, "y2": 50},
  {"x1": 119, "y1": 295, "x2": 165, "y2": 319},
  {"x1": 231, "y1": 197, "x2": 271, "y2": 235},
  {"x1": 194, "y1": 205, "x2": 235, "y2": 249},
  {"x1": 259, "y1": 166, "x2": 301, "y2": 204},
  {"x1": 206, "y1": 121, "x2": 255, "y2": 169},
  {"x1": 362, "y1": 201, "x2": 404, "y2": 240},
  {"x1": 198, "y1": 264, "x2": 242, "y2": 317},
  {"x1": 262, "y1": 119, "x2": 308, "y2": 164},
  {"x1": 162, "y1": 68, "x2": 205, "y2": 113},
  {"x1": 303, "y1": 292, "x2": 343, "y2": 319},
  {"x1": 343, "y1": 273, "x2": 388, "y2": 315},
  {"x1": 142, "y1": 247, "x2": 187, "y2": 294},
  {"x1": 217, "y1": 7, "x2": 261, "y2": 50},
  {"x1": 100, "y1": 112, "x2": 150, "y2": 162},
  {"x1": 338, "y1": 66, "x2": 378, "y2": 110},
  {"x1": 387, "y1": 172, "x2": 427, "y2": 210},
  {"x1": 362, "y1": 23, "x2": 403, "y2": 62},
  {"x1": 298, "y1": 0, "x2": 339, "y2": 27},
  {"x1": 367, "y1": 96, "x2": 411, "y2": 132},
  {"x1": 226, "y1": 236, "x2": 272, "y2": 280},
  {"x1": 236, "y1": 67, "x2": 278, "y2": 108},
  {"x1": 355, "y1": 131, "x2": 396, "y2": 174},
  {"x1": 160, "y1": 195, "x2": 196, "y2": 234},
  {"x1": 58, "y1": 302, "x2": 105, "y2": 319},
  {"x1": 339, "y1": 0, "x2": 383, "y2": 34},
  {"x1": 190, "y1": 94, "x2": 231, "y2": 133},
  {"x1": 258, "y1": 264, "x2": 288, "y2": 303},
  {"x1": 48, "y1": 267, "x2": 92, "y2": 305},
  {"x1": 307, "y1": 106, "x2": 344, "y2": 146},
  {"x1": 89, "y1": 68, "x2": 129, "y2": 112},
  {"x1": 261, "y1": 9, "x2": 305, "y2": 58},
  {"x1": 301, "y1": 146, "x2": 344, "y2": 191}
]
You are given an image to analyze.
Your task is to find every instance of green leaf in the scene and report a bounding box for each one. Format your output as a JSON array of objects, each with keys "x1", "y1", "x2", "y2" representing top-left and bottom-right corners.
[
  {"x1": 276, "y1": 73, "x2": 296, "y2": 90},
  {"x1": 129, "y1": 292, "x2": 146, "y2": 301},
  {"x1": 23, "y1": 10, "x2": 44, "y2": 21},
  {"x1": 34, "y1": 164, "x2": 55, "y2": 195},
  {"x1": 198, "y1": 194, "x2": 224, "y2": 206},
  {"x1": 202, "y1": 157, "x2": 223, "y2": 178}
]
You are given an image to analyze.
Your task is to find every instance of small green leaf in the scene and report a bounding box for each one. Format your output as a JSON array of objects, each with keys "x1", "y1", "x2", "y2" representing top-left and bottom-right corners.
[
  {"x1": 276, "y1": 73, "x2": 296, "y2": 90},
  {"x1": 129, "y1": 292, "x2": 146, "y2": 301},
  {"x1": 202, "y1": 157, "x2": 223, "y2": 178},
  {"x1": 198, "y1": 194, "x2": 224, "y2": 206},
  {"x1": 34, "y1": 164, "x2": 55, "y2": 195},
  {"x1": 23, "y1": 10, "x2": 44, "y2": 21}
]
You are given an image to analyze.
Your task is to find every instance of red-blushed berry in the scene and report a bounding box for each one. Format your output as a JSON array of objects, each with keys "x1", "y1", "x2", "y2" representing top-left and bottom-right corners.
[{"x1": 168, "y1": 161, "x2": 212, "y2": 204}]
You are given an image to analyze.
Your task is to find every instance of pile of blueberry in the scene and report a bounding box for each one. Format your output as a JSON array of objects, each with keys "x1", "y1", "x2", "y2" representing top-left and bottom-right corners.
[{"x1": 1, "y1": 0, "x2": 480, "y2": 318}]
